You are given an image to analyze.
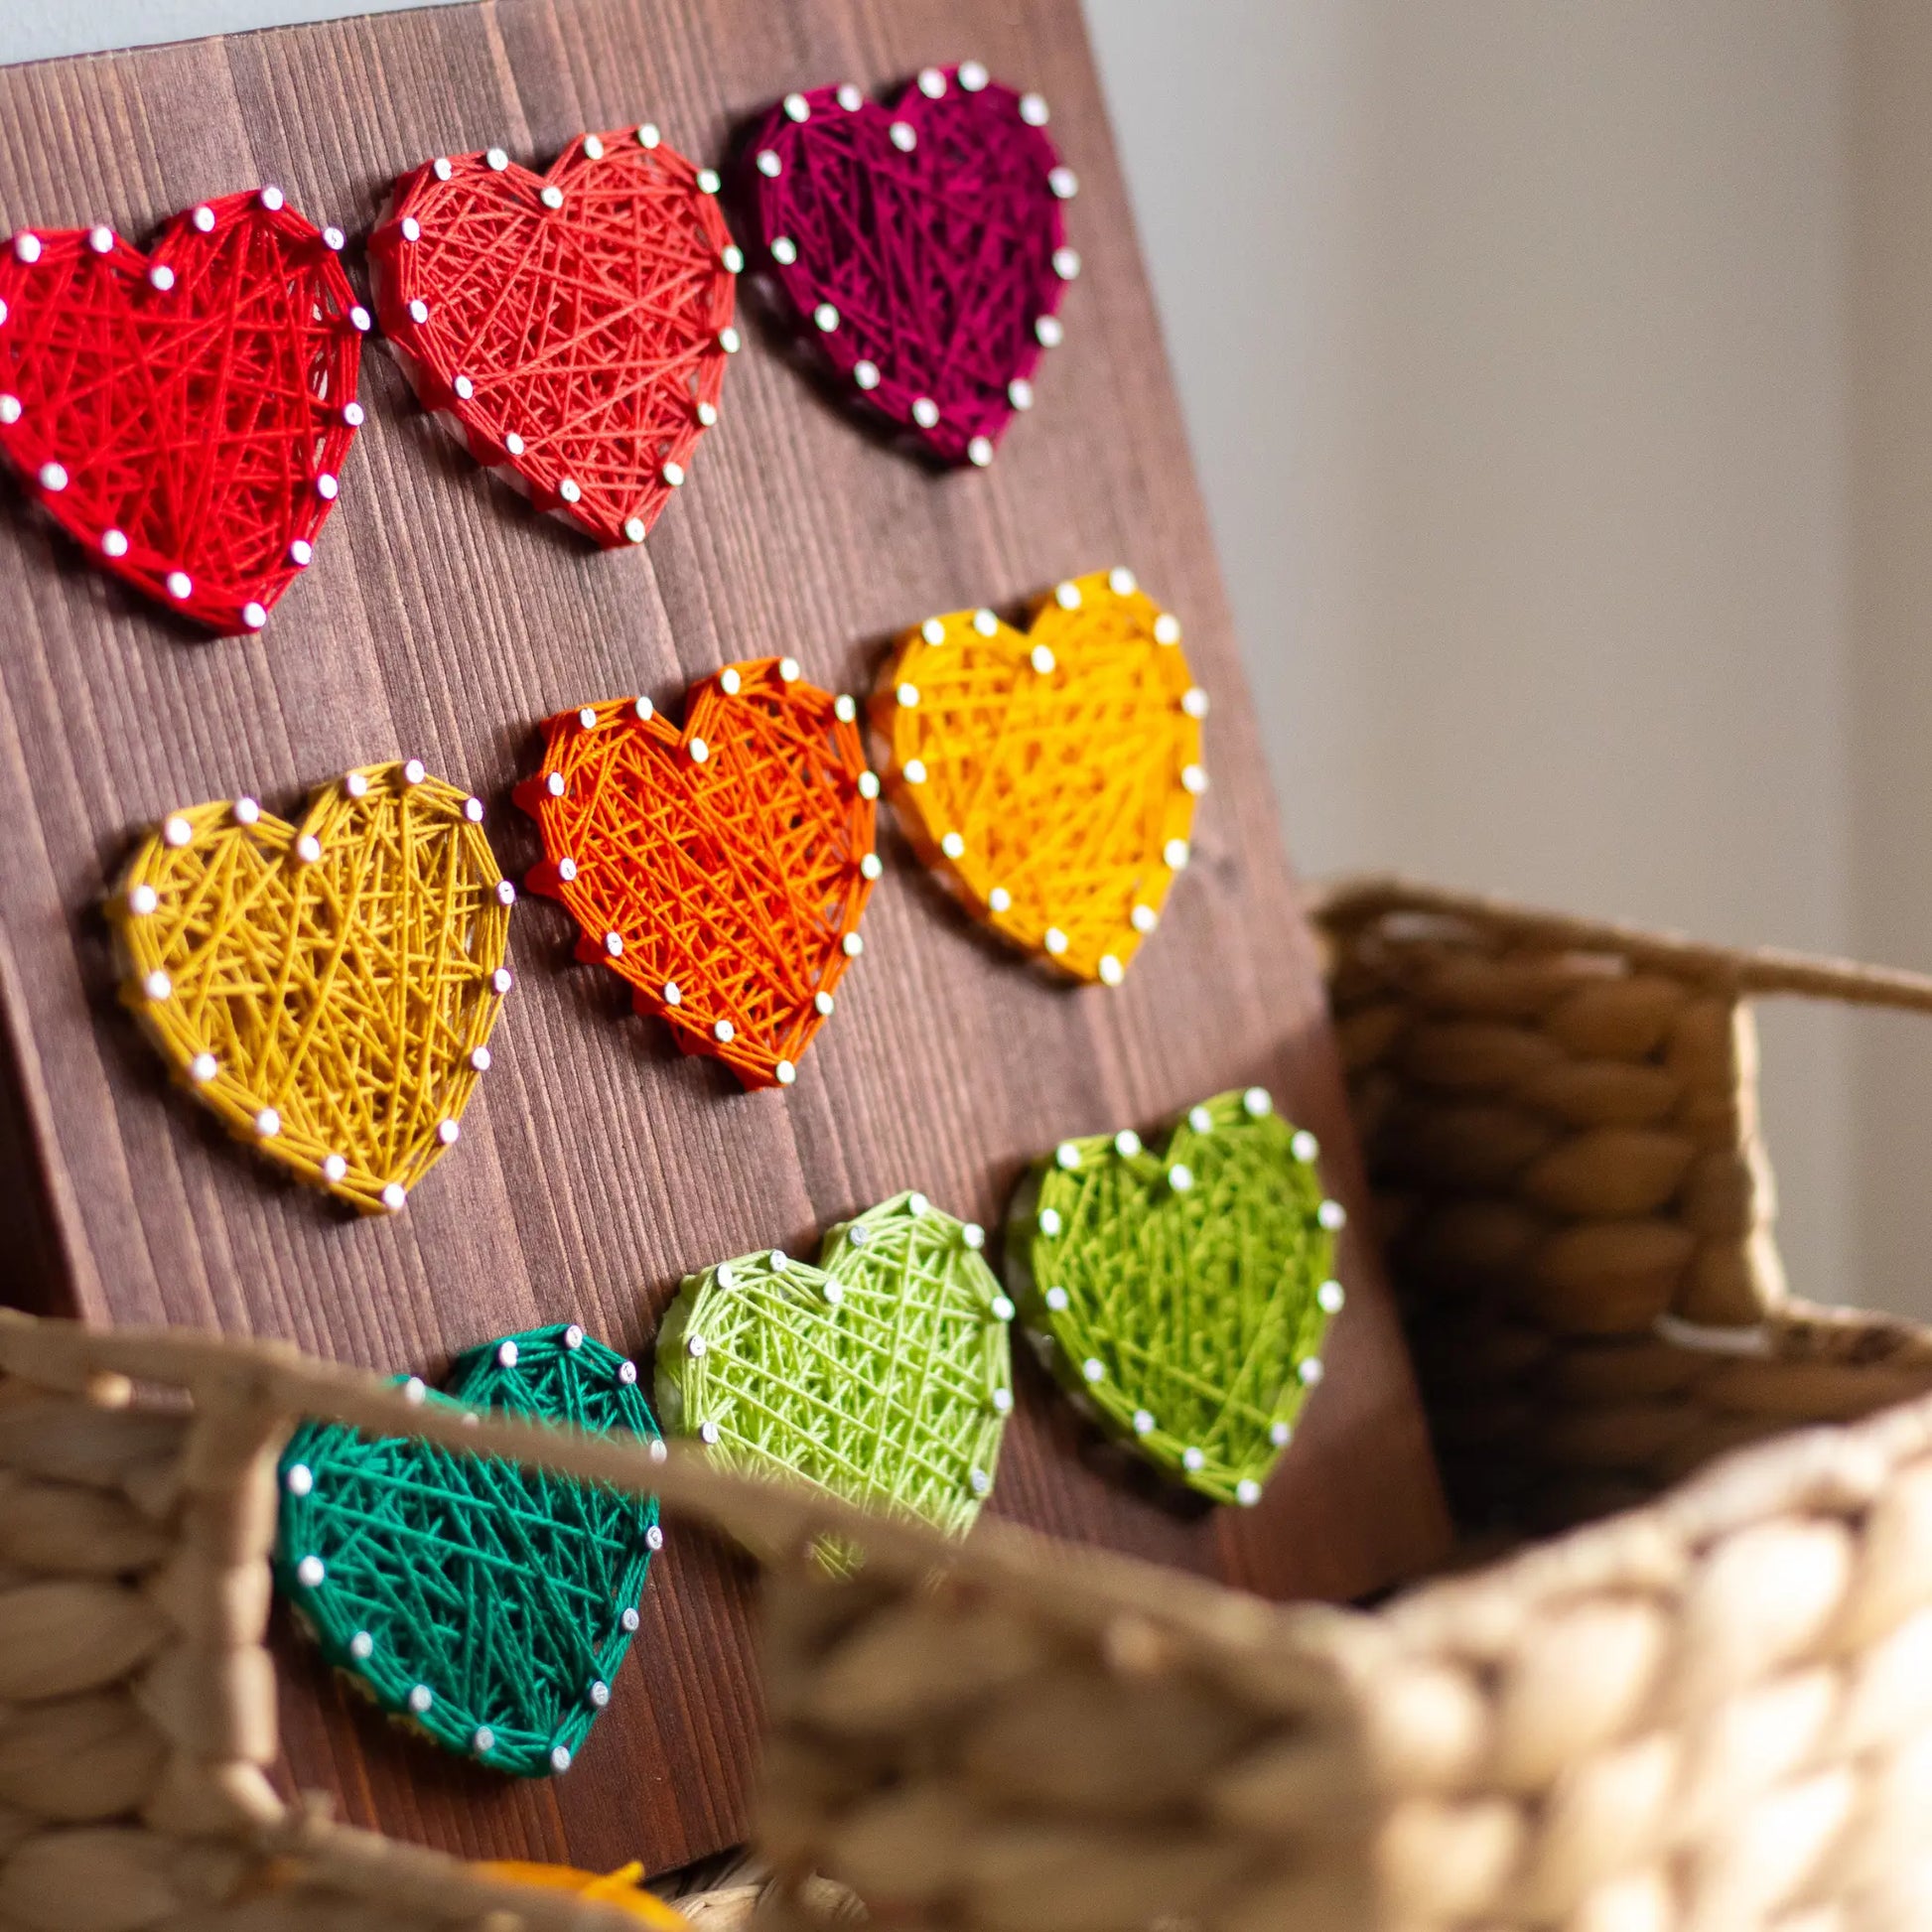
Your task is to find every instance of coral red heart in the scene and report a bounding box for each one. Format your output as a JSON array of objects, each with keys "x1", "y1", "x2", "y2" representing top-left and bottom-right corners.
[
  {"x1": 515, "y1": 660, "x2": 878, "y2": 1089},
  {"x1": 0, "y1": 188, "x2": 364, "y2": 635},
  {"x1": 744, "y1": 63, "x2": 1076, "y2": 467},
  {"x1": 370, "y1": 129, "x2": 738, "y2": 547}
]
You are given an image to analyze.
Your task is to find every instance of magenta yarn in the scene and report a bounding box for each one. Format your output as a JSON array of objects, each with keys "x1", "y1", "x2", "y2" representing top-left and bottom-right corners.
[{"x1": 743, "y1": 64, "x2": 1073, "y2": 466}]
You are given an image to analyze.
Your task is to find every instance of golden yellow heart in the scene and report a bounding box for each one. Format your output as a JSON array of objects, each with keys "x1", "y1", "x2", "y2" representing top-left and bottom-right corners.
[
  {"x1": 108, "y1": 760, "x2": 512, "y2": 1213},
  {"x1": 869, "y1": 567, "x2": 1206, "y2": 983}
]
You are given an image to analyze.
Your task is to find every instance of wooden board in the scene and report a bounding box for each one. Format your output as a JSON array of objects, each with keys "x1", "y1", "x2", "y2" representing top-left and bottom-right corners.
[{"x1": 0, "y1": 0, "x2": 1450, "y2": 1877}]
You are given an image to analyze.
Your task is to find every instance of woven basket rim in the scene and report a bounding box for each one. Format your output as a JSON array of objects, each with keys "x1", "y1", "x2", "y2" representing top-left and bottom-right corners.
[
  {"x1": 0, "y1": 1311, "x2": 1367, "y2": 1671},
  {"x1": 10, "y1": 1305, "x2": 1929, "y2": 1696},
  {"x1": 1311, "y1": 872, "x2": 1932, "y2": 1014}
]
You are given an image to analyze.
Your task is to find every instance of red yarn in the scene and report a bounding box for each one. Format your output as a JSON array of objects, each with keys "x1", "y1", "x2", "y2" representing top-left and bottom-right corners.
[
  {"x1": 0, "y1": 189, "x2": 364, "y2": 636},
  {"x1": 744, "y1": 64, "x2": 1072, "y2": 466},
  {"x1": 515, "y1": 661, "x2": 877, "y2": 1091},
  {"x1": 370, "y1": 130, "x2": 737, "y2": 548}
]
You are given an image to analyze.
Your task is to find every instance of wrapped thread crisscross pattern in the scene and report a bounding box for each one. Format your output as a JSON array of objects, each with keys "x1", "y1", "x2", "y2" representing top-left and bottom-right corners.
[
  {"x1": 744, "y1": 64, "x2": 1069, "y2": 465},
  {"x1": 518, "y1": 660, "x2": 877, "y2": 1088},
  {"x1": 1005, "y1": 1088, "x2": 1340, "y2": 1504},
  {"x1": 0, "y1": 188, "x2": 363, "y2": 633},
  {"x1": 276, "y1": 1324, "x2": 663, "y2": 1778},
  {"x1": 657, "y1": 1192, "x2": 1013, "y2": 1538},
  {"x1": 371, "y1": 129, "x2": 735, "y2": 546},
  {"x1": 107, "y1": 760, "x2": 510, "y2": 1213},
  {"x1": 872, "y1": 567, "x2": 1204, "y2": 982}
]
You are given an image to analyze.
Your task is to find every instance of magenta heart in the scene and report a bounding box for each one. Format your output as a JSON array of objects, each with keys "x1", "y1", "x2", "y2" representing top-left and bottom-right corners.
[{"x1": 743, "y1": 63, "x2": 1075, "y2": 467}]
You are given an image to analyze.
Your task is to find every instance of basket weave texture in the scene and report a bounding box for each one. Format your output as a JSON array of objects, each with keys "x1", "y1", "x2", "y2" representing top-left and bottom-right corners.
[
  {"x1": 6, "y1": 879, "x2": 1932, "y2": 1931},
  {"x1": 1316, "y1": 877, "x2": 1932, "y2": 1538},
  {"x1": 748, "y1": 881, "x2": 1932, "y2": 1932}
]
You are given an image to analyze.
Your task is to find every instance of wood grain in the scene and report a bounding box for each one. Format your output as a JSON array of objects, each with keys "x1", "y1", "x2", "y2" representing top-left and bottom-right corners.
[{"x1": 0, "y1": 0, "x2": 1450, "y2": 1877}]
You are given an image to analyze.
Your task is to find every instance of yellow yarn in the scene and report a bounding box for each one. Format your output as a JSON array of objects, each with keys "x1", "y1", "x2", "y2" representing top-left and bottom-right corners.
[
  {"x1": 869, "y1": 567, "x2": 1205, "y2": 984},
  {"x1": 478, "y1": 1863, "x2": 687, "y2": 1926},
  {"x1": 108, "y1": 760, "x2": 512, "y2": 1214}
]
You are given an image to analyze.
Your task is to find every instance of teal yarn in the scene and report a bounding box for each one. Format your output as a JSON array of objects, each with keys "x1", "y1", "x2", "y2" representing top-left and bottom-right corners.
[
  {"x1": 274, "y1": 1323, "x2": 663, "y2": 1778},
  {"x1": 1004, "y1": 1087, "x2": 1342, "y2": 1507},
  {"x1": 657, "y1": 1191, "x2": 1013, "y2": 1540}
]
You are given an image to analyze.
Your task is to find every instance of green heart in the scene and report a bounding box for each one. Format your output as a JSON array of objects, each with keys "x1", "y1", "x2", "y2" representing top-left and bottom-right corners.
[
  {"x1": 656, "y1": 1191, "x2": 1013, "y2": 1538},
  {"x1": 1004, "y1": 1086, "x2": 1342, "y2": 1505},
  {"x1": 274, "y1": 1323, "x2": 663, "y2": 1778}
]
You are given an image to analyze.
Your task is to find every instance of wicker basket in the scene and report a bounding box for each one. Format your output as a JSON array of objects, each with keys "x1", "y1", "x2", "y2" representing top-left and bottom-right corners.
[
  {"x1": 1315, "y1": 877, "x2": 1932, "y2": 1540},
  {"x1": 4, "y1": 878, "x2": 1932, "y2": 1931},
  {"x1": 748, "y1": 880, "x2": 1932, "y2": 1932}
]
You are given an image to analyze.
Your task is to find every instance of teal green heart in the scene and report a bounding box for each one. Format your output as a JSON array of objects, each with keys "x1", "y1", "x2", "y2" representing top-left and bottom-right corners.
[
  {"x1": 1005, "y1": 1086, "x2": 1341, "y2": 1505},
  {"x1": 274, "y1": 1322, "x2": 662, "y2": 1777}
]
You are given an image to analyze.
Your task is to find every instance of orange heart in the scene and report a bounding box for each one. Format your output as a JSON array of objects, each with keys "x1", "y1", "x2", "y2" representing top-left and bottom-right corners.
[
  {"x1": 517, "y1": 660, "x2": 877, "y2": 1088},
  {"x1": 870, "y1": 568, "x2": 1206, "y2": 983}
]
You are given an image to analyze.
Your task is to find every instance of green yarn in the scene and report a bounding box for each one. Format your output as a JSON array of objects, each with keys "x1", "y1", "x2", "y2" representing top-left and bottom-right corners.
[
  {"x1": 656, "y1": 1191, "x2": 1013, "y2": 1539},
  {"x1": 1004, "y1": 1087, "x2": 1341, "y2": 1506},
  {"x1": 274, "y1": 1323, "x2": 663, "y2": 1778}
]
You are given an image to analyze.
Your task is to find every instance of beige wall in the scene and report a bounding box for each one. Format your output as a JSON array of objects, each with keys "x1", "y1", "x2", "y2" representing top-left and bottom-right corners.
[
  {"x1": 1088, "y1": 1, "x2": 1888, "y2": 1311},
  {"x1": 1849, "y1": 5, "x2": 1932, "y2": 1319}
]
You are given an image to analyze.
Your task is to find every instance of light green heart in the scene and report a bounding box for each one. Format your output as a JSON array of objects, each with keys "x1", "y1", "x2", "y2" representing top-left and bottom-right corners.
[{"x1": 656, "y1": 1191, "x2": 1013, "y2": 1537}]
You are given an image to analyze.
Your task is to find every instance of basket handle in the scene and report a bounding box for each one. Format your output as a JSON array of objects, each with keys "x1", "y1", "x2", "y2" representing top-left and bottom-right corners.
[{"x1": 1309, "y1": 874, "x2": 1932, "y2": 1017}]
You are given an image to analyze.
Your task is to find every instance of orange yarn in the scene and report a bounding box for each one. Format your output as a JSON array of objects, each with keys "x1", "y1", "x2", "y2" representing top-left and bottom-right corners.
[
  {"x1": 478, "y1": 1863, "x2": 687, "y2": 1927},
  {"x1": 107, "y1": 760, "x2": 512, "y2": 1213},
  {"x1": 517, "y1": 659, "x2": 877, "y2": 1089},
  {"x1": 870, "y1": 567, "x2": 1206, "y2": 983}
]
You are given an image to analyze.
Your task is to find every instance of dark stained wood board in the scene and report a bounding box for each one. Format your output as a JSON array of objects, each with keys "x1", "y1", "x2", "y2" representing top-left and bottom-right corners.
[{"x1": 0, "y1": 0, "x2": 1450, "y2": 1877}]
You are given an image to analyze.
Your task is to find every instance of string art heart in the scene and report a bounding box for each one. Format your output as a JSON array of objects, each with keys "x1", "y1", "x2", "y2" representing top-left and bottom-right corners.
[
  {"x1": 744, "y1": 62, "x2": 1075, "y2": 466},
  {"x1": 276, "y1": 1323, "x2": 665, "y2": 1777},
  {"x1": 516, "y1": 660, "x2": 877, "y2": 1089},
  {"x1": 657, "y1": 1191, "x2": 1013, "y2": 1538},
  {"x1": 1005, "y1": 1087, "x2": 1344, "y2": 1505},
  {"x1": 0, "y1": 188, "x2": 364, "y2": 634},
  {"x1": 871, "y1": 567, "x2": 1206, "y2": 983},
  {"x1": 370, "y1": 127, "x2": 737, "y2": 546},
  {"x1": 107, "y1": 759, "x2": 512, "y2": 1214}
]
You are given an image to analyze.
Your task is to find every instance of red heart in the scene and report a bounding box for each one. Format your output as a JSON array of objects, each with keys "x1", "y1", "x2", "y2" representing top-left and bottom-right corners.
[
  {"x1": 0, "y1": 189, "x2": 364, "y2": 635},
  {"x1": 369, "y1": 130, "x2": 738, "y2": 548},
  {"x1": 744, "y1": 63, "x2": 1074, "y2": 466},
  {"x1": 515, "y1": 660, "x2": 878, "y2": 1089}
]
